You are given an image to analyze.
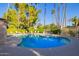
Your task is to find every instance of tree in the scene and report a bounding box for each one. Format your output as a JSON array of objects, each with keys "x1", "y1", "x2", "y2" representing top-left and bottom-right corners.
[
  {"x1": 45, "y1": 24, "x2": 61, "y2": 34},
  {"x1": 71, "y1": 16, "x2": 79, "y2": 34},
  {"x1": 63, "y1": 3, "x2": 67, "y2": 27},
  {"x1": 51, "y1": 8, "x2": 55, "y2": 24},
  {"x1": 3, "y1": 8, "x2": 18, "y2": 28},
  {"x1": 14, "y1": 3, "x2": 40, "y2": 29},
  {"x1": 51, "y1": 3, "x2": 57, "y2": 25},
  {"x1": 3, "y1": 3, "x2": 40, "y2": 33},
  {"x1": 57, "y1": 4, "x2": 61, "y2": 28},
  {"x1": 14, "y1": 3, "x2": 28, "y2": 30},
  {"x1": 72, "y1": 16, "x2": 79, "y2": 26},
  {"x1": 50, "y1": 24, "x2": 61, "y2": 34},
  {"x1": 44, "y1": 3, "x2": 46, "y2": 34}
]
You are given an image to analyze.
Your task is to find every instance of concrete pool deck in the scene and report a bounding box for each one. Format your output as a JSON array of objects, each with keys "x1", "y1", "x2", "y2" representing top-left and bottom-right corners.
[{"x1": 0, "y1": 37, "x2": 79, "y2": 56}]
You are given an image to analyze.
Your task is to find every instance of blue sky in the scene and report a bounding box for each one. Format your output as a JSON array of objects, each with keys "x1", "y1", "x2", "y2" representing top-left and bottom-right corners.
[{"x1": 0, "y1": 3, "x2": 79, "y2": 26}]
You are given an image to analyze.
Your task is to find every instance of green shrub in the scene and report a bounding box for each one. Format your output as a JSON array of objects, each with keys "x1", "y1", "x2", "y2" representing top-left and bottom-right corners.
[
  {"x1": 36, "y1": 26, "x2": 44, "y2": 33},
  {"x1": 28, "y1": 27, "x2": 35, "y2": 33},
  {"x1": 77, "y1": 30, "x2": 79, "y2": 34},
  {"x1": 51, "y1": 28, "x2": 61, "y2": 34},
  {"x1": 50, "y1": 24, "x2": 61, "y2": 34},
  {"x1": 7, "y1": 25, "x2": 17, "y2": 34},
  {"x1": 7, "y1": 25, "x2": 26, "y2": 34},
  {"x1": 51, "y1": 29, "x2": 61, "y2": 34},
  {"x1": 68, "y1": 29, "x2": 76, "y2": 37}
]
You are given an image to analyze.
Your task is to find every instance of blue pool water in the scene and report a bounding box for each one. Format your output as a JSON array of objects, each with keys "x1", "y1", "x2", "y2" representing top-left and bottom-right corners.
[{"x1": 18, "y1": 34, "x2": 70, "y2": 48}]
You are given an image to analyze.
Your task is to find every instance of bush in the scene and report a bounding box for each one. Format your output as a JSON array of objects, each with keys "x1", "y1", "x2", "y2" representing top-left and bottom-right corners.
[
  {"x1": 36, "y1": 26, "x2": 44, "y2": 33},
  {"x1": 50, "y1": 28, "x2": 61, "y2": 34},
  {"x1": 51, "y1": 29, "x2": 61, "y2": 34},
  {"x1": 7, "y1": 25, "x2": 17, "y2": 34},
  {"x1": 77, "y1": 30, "x2": 79, "y2": 34},
  {"x1": 7, "y1": 25, "x2": 26, "y2": 34},
  {"x1": 68, "y1": 29, "x2": 76, "y2": 37},
  {"x1": 28, "y1": 27, "x2": 35, "y2": 33},
  {"x1": 50, "y1": 24, "x2": 61, "y2": 34},
  {"x1": 18, "y1": 29, "x2": 26, "y2": 33}
]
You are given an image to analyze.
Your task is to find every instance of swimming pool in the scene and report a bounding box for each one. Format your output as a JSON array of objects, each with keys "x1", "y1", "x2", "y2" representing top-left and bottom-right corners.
[{"x1": 18, "y1": 34, "x2": 70, "y2": 48}]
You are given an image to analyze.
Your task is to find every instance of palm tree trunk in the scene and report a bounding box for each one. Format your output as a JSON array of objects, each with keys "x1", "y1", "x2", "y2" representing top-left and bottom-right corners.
[
  {"x1": 76, "y1": 20, "x2": 78, "y2": 37},
  {"x1": 44, "y1": 3, "x2": 46, "y2": 34},
  {"x1": 62, "y1": 4, "x2": 67, "y2": 28},
  {"x1": 27, "y1": 3, "x2": 30, "y2": 27},
  {"x1": 35, "y1": 3, "x2": 38, "y2": 24},
  {"x1": 57, "y1": 4, "x2": 60, "y2": 28},
  {"x1": 18, "y1": 4, "x2": 20, "y2": 30},
  {"x1": 61, "y1": 4, "x2": 67, "y2": 34},
  {"x1": 14, "y1": 3, "x2": 20, "y2": 30},
  {"x1": 6, "y1": 3, "x2": 9, "y2": 20},
  {"x1": 54, "y1": 3, "x2": 57, "y2": 25},
  {"x1": 35, "y1": 3, "x2": 38, "y2": 9}
]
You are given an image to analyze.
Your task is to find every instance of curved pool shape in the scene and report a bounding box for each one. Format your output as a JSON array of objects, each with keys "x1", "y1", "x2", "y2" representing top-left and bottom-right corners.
[{"x1": 18, "y1": 34, "x2": 70, "y2": 48}]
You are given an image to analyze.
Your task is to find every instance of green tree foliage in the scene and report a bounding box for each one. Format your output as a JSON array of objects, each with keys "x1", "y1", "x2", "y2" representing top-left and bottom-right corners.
[
  {"x1": 71, "y1": 16, "x2": 79, "y2": 26},
  {"x1": 45, "y1": 24, "x2": 61, "y2": 34},
  {"x1": 3, "y1": 3, "x2": 40, "y2": 33},
  {"x1": 3, "y1": 8, "x2": 18, "y2": 28},
  {"x1": 68, "y1": 29, "x2": 76, "y2": 37},
  {"x1": 36, "y1": 26, "x2": 44, "y2": 33},
  {"x1": 50, "y1": 24, "x2": 61, "y2": 34},
  {"x1": 28, "y1": 27, "x2": 35, "y2": 33}
]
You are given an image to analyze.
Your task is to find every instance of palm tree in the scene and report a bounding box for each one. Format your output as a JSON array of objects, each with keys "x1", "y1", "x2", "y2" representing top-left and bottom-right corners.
[
  {"x1": 5, "y1": 3, "x2": 10, "y2": 30},
  {"x1": 54, "y1": 4, "x2": 57, "y2": 26},
  {"x1": 6, "y1": 3, "x2": 10, "y2": 20},
  {"x1": 71, "y1": 16, "x2": 79, "y2": 36},
  {"x1": 34, "y1": 3, "x2": 38, "y2": 25},
  {"x1": 44, "y1": 3, "x2": 46, "y2": 34},
  {"x1": 63, "y1": 4, "x2": 67, "y2": 28},
  {"x1": 72, "y1": 16, "x2": 79, "y2": 28},
  {"x1": 51, "y1": 3, "x2": 57, "y2": 25},
  {"x1": 72, "y1": 16, "x2": 78, "y2": 26},
  {"x1": 25, "y1": 4, "x2": 29, "y2": 28},
  {"x1": 33, "y1": 3, "x2": 38, "y2": 32},
  {"x1": 34, "y1": 3, "x2": 41, "y2": 25},
  {"x1": 60, "y1": 3, "x2": 67, "y2": 35},
  {"x1": 14, "y1": 3, "x2": 20, "y2": 29},
  {"x1": 35, "y1": 3, "x2": 38, "y2": 9},
  {"x1": 57, "y1": 4, "x2": 61, "y2": 28}
]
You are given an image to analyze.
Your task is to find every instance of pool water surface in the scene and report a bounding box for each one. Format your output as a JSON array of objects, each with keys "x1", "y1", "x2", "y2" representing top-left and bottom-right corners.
[{"x1": 18, "y1": 34, "x2": 70, "y2": 48}]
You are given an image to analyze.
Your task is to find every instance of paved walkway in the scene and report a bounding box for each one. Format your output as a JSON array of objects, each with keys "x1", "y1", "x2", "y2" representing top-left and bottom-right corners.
[{"x1": 0, "y1": 37, "x2": 79, "y2": 56}]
